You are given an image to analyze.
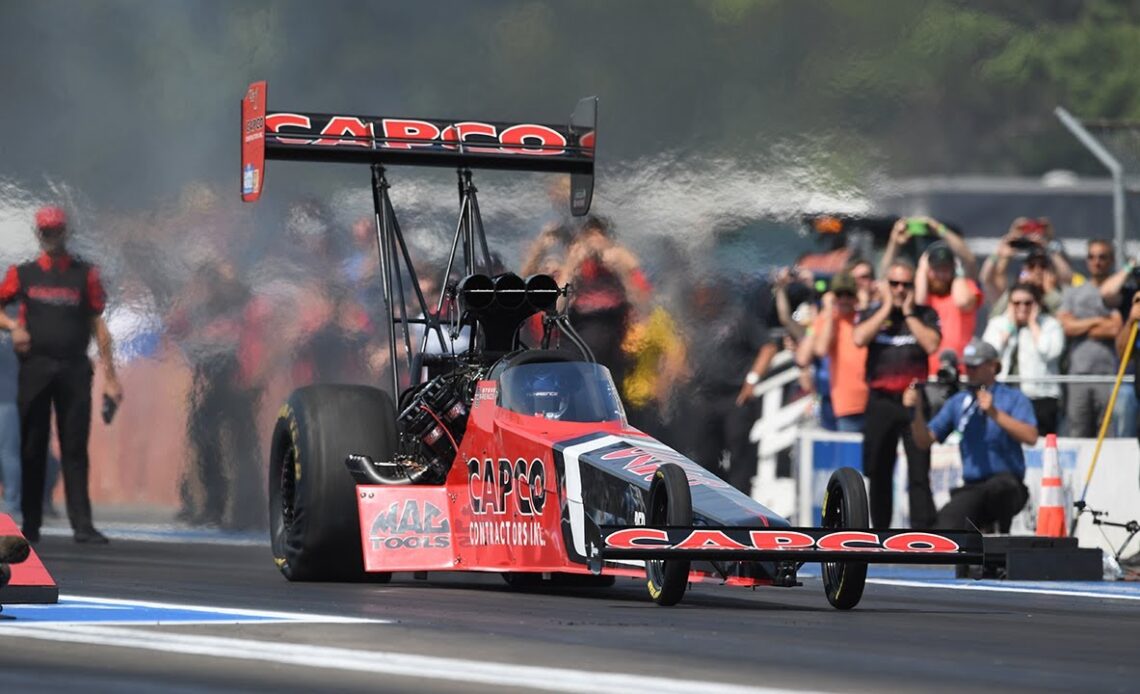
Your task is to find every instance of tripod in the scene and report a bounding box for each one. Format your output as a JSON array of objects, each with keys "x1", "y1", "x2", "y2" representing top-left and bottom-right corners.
[{"x1": 1074, "y1": 502, "x2": 1140, "y2": 561}]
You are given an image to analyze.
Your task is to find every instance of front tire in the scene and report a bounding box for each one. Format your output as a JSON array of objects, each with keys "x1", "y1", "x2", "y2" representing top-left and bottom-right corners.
[
  {"x1": 645, "y1": 463, "x2": 692, "y2": 606},
  {"x1": 821, "y1": 466, "x2": 869, "y2": 610},
  {"x1": 269, "y1": 385, "x2": 397, "y2": 582}
]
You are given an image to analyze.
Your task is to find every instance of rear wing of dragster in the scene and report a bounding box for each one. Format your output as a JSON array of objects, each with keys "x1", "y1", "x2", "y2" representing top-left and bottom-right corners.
[
  {"x1": 600, "y1": 526, "x2": 984, "y2": 564},
  {"x1": 240, "y1": 80, "x2": 597, "y2": 215}
]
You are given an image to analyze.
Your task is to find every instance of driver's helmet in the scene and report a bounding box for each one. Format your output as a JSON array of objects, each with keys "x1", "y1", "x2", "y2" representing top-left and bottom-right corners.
[{"x1": 528, "y1": 369, "x2": 570, "y2": 420}]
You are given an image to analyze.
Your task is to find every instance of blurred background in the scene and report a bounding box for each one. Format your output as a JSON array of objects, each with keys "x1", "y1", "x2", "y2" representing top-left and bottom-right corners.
[{"x1": 2, "y1": 0, "x2": 1140, "y2": 530}]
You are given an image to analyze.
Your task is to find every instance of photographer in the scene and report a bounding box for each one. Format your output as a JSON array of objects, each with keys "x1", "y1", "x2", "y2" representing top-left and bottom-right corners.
[
  {"x1": 980, "y1": 217, "x2": 1071, "y2": 316},
  {"x1": 982, "y1": 283, "x2": 1064, "y2": 435},
  {"x1": 905, "y1": 338, "x2": 1038, "y2": 532},
  {"x1": 853, "y1": 258, "x2": 941, "y2": 529}
]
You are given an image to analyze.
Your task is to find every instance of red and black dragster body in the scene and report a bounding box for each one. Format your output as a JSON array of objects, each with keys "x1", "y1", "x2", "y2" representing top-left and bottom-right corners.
[{"x1": 244, "y1": 82, "x2": 981, "y2": 608}]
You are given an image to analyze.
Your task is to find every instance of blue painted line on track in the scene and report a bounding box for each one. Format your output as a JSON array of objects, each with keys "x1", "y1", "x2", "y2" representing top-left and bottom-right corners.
[
  {"x1": 799, "y1": 564, "x2": 1140, "y2": 599},
  {"x1": 0, "y1": 599, "x2": 282, "y2": 624},
  {"x1": 41, "y1": 525, "x2": 267, "y2": 546},
  {"x1": 0, "y1": 596, "x2": 384, "y2": 625}
]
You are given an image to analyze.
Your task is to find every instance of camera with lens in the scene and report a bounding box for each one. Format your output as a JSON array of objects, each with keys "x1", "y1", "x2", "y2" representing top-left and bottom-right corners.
[
  {"x1": 1010, "y1": 218, "x2": 1048, "y2": 250},
  {"x1": 934, "y1": 350, "x2": 961, "y2": 396}
]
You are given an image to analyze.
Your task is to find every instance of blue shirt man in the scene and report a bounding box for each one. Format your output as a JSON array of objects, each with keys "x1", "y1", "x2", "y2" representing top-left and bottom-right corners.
[
  {"x1": 927, "y1": 383, "x2": 1035, "y2": 482},
  {"x1": 904, "y1": 338, "x2": 1039, "y2": 531}
]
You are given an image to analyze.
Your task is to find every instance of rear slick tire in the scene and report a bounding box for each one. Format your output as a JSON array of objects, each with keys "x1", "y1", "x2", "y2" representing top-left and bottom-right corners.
[
  {"x1": 645, "y1": 463, "x2": 692, "y2": 606},
  {"x1": 821, "y1": 466, "x2": 870, "y2": 610},
  {"x1": 269, "y1": 385, "x2": 397, "y2": 582}
]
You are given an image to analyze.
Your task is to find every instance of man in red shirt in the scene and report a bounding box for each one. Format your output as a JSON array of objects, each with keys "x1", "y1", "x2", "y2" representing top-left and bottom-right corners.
[
  {"x1": 917, "y1": 242, "x2": 983, "y2": 375},
  {"x1": 0, "y1": 206, "x2": 122, "y2": 544}
]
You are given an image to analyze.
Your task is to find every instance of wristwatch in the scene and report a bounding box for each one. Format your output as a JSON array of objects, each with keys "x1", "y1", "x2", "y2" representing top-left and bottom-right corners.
[{"x1": 745, "y1": 372, "x2": 761, "y2": 385}]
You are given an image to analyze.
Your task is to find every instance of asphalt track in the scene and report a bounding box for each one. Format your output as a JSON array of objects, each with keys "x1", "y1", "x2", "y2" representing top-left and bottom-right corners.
[{"x1": 1, "y1": 531, "x2": 1138, "y2": 693}]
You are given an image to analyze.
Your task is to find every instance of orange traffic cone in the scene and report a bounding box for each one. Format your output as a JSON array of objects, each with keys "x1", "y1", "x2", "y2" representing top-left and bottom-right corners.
[{"x1": 1036, "y1": 433, "x2": 1067, "y2": 537}]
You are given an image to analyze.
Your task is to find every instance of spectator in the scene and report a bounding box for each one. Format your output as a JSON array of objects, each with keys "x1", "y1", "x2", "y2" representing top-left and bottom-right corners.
[
  {"x1": 904, "y1": 338, "x2": 1038, "y2": 531},
  {"x1": 735, "y1": 267, "x2": 813, "y2": 411},
  {"x1": 847, "y1": 258, "x2": 879, "y2": 311},
  {"x1": 915, "y1": 241, "x2": 983, "y2": 375},
  {"x1": 880, "y1": 216, "x2": 977, "y2": 288},
  {"x1": 1058, "y1": 239, "x2": 1121, "y2": 437},
  {"x1": 687, "y1": 280, "x2": 771, "y2": 494},
  {"x1": 340, "y1": 216, "x2": 382, "y2": 309},
  {"x1": 796, "y1": 318, "x2": 830, "y2": 428},
  {"x1": 169, "y1": 258, "x2": 265, "y2": 529},
  {"x1": 563, "y1": 215, "x2": 650, "y2": 389},
  {"x1": 0, "y1": 206, "x2": 123, "y2": 544},
  {"x1": 621, "y1": 302, "x2": 688, "y2": 448},
  {"x1": 983, "y1": 283, "x2": 1065, "y2": 435},
  {"x1": 853, "y1": 259, "x2": 940, "y2": 529},
  {"x1": 1097, "y1": 253, "x2": 1139, "y2": 310},
  {"x1": 521, "y1": 221, "x2": 572, "y2": 281},
  {"x1": 980, "y1": 218, "x2": 1071, "y2": 316},
  {"x1": 811, "y1": 271, "x2": 867, "y2": 432}
]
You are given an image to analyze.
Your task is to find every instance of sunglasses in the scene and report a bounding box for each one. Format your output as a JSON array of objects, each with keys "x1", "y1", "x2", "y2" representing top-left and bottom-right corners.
[
  {"x1": 1010, "y1": 300, "x2": 1035, "y2": 307},
  {"x1": 834, "y1": 290, "x2": 856, "y2": 298},
  {"x1": 1087, "y1": 253, "x2": 1112, "y2": 261},
  {"x1": 888, "y1": 280, "x2": 914, "y2": 289}
]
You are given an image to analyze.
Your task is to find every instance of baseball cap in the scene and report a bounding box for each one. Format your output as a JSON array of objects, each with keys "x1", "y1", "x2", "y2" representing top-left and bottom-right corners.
[
  {"x1": 35, "y1": 206, "x2": 67, "y2": 230},
  {"x1": 926, "y1": 242, "x2": 955, "y2": 269},
  {"x1": 962, "y1": 338, "x2": 999, "y2": 367},
  {"x1": 829, "y1": 271, "x2": 857, "y2": 295}
]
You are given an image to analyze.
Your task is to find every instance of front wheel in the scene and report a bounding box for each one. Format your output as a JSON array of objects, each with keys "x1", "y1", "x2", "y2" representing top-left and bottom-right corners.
[
  {"x1": 821, "y1": 466, "x2": 869, "y2": 610},
  {"x1": 645, "y1": 463, "x2": 692, "y2": 606}
]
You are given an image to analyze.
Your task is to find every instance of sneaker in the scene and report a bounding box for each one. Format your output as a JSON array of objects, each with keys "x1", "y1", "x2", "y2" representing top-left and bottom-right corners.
[
  {"x1": 0, "y1": 535, "x2": 30, "y2": 563},
  {"x1": 22, "y1": 527, "x2": 40, "y2": 544},
  {"x1": 74, "y1": 528, "x2": 109, "y2": 545}
]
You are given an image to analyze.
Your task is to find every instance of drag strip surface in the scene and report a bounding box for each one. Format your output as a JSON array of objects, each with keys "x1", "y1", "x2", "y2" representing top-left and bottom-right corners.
[{"x1": 1, "y1": 536, "x2": 1138, "y2": 693}]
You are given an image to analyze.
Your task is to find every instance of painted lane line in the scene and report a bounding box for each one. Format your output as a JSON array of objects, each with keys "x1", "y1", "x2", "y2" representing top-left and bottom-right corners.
[
  {"x1": 0, "y1": 595, "x2": 390, "y2": 626},
  {"x1": 0, "y1": 624, "x2": 830, "y2": 694},
  {"x1": 41, "y1": 526, "x2": 267, "y2": 547},
  {"x1": 58, "y1": 595, "x2": 385, "y2": 622},
  {"x1": 868, "y1": 578, "x2": 1140, "y2": 602}
]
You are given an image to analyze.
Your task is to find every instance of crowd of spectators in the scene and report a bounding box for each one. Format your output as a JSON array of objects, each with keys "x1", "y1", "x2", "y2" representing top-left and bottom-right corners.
[
  {"x1": 795, "y1": 218, "x2": 1136, "y2": 434},
  {"x1": 751, "y1": 215, "x2": 1140, "y2": 532}
]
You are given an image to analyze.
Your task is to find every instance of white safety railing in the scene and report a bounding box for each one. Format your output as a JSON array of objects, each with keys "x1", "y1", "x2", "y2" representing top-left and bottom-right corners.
[{"x1": 746, "y1": 351, "x2": 811, "y2": 517}]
